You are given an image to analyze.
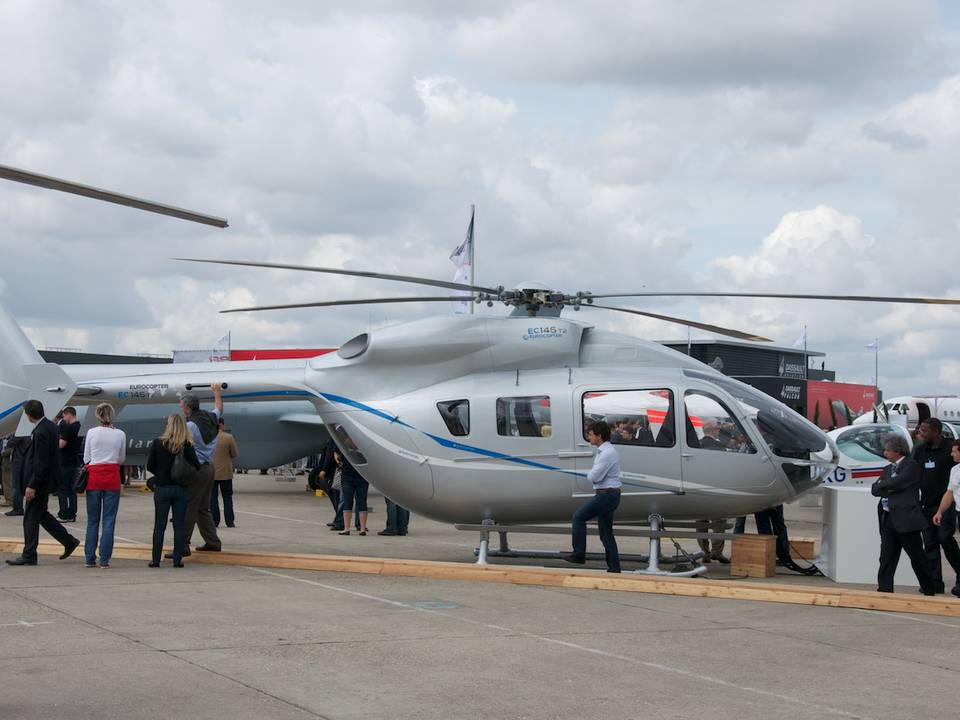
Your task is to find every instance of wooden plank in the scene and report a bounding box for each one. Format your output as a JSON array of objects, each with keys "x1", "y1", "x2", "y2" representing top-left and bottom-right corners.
[{"x1": 2, "y1": 538, "x2": 959, "y2": 617}]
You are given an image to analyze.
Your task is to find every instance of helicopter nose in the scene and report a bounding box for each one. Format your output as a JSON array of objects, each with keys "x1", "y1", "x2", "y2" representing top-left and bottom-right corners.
[{"x1": 324, "y1": 411, "x2": 436, "y2": 505}]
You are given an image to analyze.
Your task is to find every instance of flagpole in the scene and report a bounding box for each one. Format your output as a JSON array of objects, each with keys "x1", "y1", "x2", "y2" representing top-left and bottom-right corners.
[
  {"x1": 469, "y1": 204, "x2": 475, "y2": 316},
  {"x1": 803, "y1": 324, "x2": 807, "y2": 380},
  {"x1": 874, "y1": 337, "x2": 879, "y2": 404}
]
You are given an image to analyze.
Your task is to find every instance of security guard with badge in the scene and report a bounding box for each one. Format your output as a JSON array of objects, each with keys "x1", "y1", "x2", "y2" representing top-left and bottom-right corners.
[{"x1": 913, "y1": 418, "x2": 959, "y2": 593}]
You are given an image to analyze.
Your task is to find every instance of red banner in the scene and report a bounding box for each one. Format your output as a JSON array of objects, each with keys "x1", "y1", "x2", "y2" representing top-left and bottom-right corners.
[
  {"x1": 229, "y1": 348, "x2": 336, "y2": 361},
  {"x1": 807, "y1": 380, "x2": 877, "y2": 429}
]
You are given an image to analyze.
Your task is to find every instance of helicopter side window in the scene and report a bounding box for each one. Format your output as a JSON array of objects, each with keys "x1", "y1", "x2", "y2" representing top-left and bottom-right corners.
[
  {"x1": 581, "y1": 389, "x2": 675, "y2": 448},
  {"x1": 437, "y1": 399, "x2": 470, "y2": 437},
  {"x1": 683, "y1": 390, "x2": 756, "y2": 454},
  {"x1": 496, "y1": 396, "x2": 552, "y2": 437}
]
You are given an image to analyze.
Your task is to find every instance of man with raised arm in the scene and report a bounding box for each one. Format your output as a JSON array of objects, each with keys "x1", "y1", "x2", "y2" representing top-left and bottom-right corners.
[{"x1": 169, "y1": 384, "x2": 223, "y2": 557}]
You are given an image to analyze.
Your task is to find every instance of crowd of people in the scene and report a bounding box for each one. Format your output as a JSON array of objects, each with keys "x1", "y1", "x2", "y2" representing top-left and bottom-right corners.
[
  {"x1": 0, "y1": 384, "x2": 242, "y2": 568},
  {"x1": 1, "y1": 383, "x2": 409, "y2": 567}
]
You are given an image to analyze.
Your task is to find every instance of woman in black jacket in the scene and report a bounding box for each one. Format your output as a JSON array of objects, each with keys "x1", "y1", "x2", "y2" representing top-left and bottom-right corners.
[{"x1": 146, "y1": 414, "x2": 200, "y2": 567}]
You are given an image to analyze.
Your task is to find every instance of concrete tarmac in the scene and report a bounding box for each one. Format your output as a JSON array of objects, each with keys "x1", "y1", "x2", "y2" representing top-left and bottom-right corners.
[{"x1": 1, "y1": 476, "x2": 958, "y2": 719}]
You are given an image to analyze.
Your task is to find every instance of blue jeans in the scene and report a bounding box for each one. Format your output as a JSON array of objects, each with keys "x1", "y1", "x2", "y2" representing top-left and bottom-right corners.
[
  {"x1": 153, "y1": 484, "x2": 190, "y2": 564},
  {"x1": 571, "y1": 491, "x2": 621, "y2": 572},
  {"x1": 385, "y1": 497, "x2": 409, "y2": 533},
  {"x1": 340, "y1": 476, "x2": 369, "y2": 513},
  {"x1": 59, "y1": 463, "x2": 78, "y2": 519},
  {"x1": 85, "y1": 490, "x2": 120, "y2": 566}
]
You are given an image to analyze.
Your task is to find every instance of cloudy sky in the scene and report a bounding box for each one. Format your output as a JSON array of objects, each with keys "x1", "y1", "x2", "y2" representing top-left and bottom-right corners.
[{"x1": 2, "y1": 0, "x2": 959, "y2": 396}]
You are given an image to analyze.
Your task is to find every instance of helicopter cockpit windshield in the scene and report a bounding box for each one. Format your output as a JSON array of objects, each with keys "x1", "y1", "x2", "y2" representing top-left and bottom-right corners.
[{"x1": 684, "y1": 370, "x2": 826, "y2": 458}]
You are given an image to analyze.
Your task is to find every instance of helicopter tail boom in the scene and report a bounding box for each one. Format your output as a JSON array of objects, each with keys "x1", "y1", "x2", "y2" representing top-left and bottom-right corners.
[{"x1": 0, "y1": 303, "x2": 77, "y2": 436}]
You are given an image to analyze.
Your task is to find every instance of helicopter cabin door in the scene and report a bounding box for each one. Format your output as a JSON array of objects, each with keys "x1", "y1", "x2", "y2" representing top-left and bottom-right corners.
[
  {"x1": 679, "y1": 388, "x2": 773, "y2": 491},
  {"x1": 574, "y1": 387, "x2": 683, "y2": 496}
]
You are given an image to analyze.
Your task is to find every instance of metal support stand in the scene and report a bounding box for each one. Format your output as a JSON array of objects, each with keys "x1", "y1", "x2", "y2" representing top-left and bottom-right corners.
[
  {"x1": 498, "y1": 531, "x2": 510, "y2": 553},
  {"x1": 477, "y1": 519, "x2": 495, "y2": 565},
  {"x1": 635, "y1": 514, "x2": 708, "y2": 578}
]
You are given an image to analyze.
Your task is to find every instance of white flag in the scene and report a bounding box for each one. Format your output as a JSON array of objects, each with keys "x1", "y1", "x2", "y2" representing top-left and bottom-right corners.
[
  {"x1": 791, "y1": 327, "x2": 807, "y2": 349},
  {"x1": 865, "y1": 339, "x2": 878, "y2": 350},
  {"x1": 450, "y1": 208, "x2": 474, "y2": 315}
]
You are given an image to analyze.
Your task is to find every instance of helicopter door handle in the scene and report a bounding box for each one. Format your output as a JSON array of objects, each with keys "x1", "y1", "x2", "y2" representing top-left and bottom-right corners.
[
  {"x1": 558, "y1": 451, "x2": 594, "y2": 458},
  {"x1": 681, "y1": 453, "x2": 693, "y2": 459}
]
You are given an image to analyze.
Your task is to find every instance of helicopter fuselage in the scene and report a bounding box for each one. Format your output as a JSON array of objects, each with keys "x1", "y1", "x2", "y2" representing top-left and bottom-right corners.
[{"x1": 303, "y1": 314, "x2": 836, "y2": 523}]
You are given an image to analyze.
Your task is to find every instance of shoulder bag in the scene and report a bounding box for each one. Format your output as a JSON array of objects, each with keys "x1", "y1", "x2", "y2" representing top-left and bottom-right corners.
[{"x1": 72, "y1": 466, "x2": 89, "y2": 494}]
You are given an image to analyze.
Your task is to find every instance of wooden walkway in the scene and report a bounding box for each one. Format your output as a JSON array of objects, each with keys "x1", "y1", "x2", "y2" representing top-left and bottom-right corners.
[{"x1": 3, "y1": 538, "x2": 958, "y2": 618}]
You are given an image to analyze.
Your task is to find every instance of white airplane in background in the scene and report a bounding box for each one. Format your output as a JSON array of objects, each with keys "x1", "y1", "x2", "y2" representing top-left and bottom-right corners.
[{"x1": 853, "y1": 396, "x2": 960, "y2": 430}]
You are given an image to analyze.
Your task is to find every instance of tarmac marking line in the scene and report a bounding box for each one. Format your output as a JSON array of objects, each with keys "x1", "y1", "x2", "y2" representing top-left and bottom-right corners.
[
  {"x1": 853, "y1": 607, "x2": 960, "y2": 629},
  {"x1": 248, "y1": 567, "x2": 877, "y2": 720},
  {"x1": 1, "y1": 584, "x2": 333, "y2": 720},
  {"x1": 234, "y1": 510, "x2": 333, "y2": 526}
]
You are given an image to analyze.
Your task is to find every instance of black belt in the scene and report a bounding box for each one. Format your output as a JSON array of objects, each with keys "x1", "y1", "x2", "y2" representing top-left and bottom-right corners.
[{"x1": 594, "y1": 488, "x2": 621, "y2": 494}]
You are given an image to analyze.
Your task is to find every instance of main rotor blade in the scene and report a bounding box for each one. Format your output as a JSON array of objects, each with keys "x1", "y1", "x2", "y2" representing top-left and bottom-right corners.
[
  {"x1": 177, "y1": 258, "x2": 501, "y2": 294},
  {"x1": 0, "y1": 164, "x2": 228, "y2": 228},
  {"x1": 587, "y1": 304, "x2": 772, "y2": 342},
  {"x1": 587, "y1": 291, "x2": 960, "y2": 305},
  {"x1": 221, "y1": 296, "x2": 474, "y2": 314}
]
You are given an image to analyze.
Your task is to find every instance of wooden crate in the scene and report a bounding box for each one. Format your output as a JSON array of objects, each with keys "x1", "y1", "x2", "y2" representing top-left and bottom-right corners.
[
  {"x1": 788, "y1": 538, "x2": 816, "y2": 560},
  {"x1": 730, "y1": 533, "x2": 776, "y2": 578}
]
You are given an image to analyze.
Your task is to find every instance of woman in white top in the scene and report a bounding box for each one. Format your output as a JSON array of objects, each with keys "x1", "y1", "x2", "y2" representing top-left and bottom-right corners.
[{"x1": 82, "y1": 403, "x2": 126, "y2": 568}]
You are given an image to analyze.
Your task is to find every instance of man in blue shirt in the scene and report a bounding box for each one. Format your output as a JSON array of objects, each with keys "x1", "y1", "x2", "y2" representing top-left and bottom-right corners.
[
  {"x1": 170, "y1": 384, "x2": 223, "y2": 557},
  {"x1": 562, "y1": 420, "x2": 622, "y2": 573}
]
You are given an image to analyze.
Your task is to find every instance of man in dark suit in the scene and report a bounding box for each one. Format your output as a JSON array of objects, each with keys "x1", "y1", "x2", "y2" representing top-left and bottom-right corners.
[
  {"x1": 5, "y1": 400, "x2": 79, "y2": 566},
  {"x1": 871, "y1": 434, "x2": 935, "y2": 595}
]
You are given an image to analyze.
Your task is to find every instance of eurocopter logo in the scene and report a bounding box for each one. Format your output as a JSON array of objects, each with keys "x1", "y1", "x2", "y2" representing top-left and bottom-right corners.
[{"x1": 523, "y1": 326, "x2": 568, "y2": 341}]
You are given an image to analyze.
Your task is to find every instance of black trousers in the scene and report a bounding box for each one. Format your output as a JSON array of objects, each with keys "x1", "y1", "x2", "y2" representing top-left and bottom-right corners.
[
  {"x1": 878, "y1": 511, "x2": 935, "y2": 594},
  {"x1": 921, "y1": 506, "x2": 960, "y2": 588},
  {"x1": 22, "y1": 488, "x2": 75, "y2": 562}
]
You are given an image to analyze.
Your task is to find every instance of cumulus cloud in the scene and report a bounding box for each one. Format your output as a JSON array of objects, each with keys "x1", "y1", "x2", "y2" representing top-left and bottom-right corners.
[{"x1": 455, "y1": 1, "x2": 939, "y2": 95}]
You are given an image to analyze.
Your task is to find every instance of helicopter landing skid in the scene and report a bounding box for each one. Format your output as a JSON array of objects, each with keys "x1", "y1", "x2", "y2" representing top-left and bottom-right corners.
[{"x1": 470, "y1": 515, "x2": 708, "y2": 576}]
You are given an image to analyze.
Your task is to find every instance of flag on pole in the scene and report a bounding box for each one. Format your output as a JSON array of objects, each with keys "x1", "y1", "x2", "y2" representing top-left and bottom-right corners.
[
  {"x1": 450, "y1": 207, "x2": 474, "y2": 315},
  {"x1": 791, "y1": 326, "x2": 807, "y2": 349},
  {"x1": 865, "y1": 339, "x2": 878, "y2": 350}
]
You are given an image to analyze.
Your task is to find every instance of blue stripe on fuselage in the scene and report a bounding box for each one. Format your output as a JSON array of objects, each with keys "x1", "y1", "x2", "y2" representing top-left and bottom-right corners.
[
  {"x1": 320, "y1": 392, "x2": 675, "y2": 492},
  {"x1": 0, "y1": 402, "x2": 22, "y2": 421}
]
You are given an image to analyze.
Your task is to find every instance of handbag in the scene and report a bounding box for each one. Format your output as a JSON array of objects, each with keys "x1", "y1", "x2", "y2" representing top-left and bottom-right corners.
[
  {"x1": 331, "y1": 468, "x2": 342, "y2": 491},
  {"x1": 72, "y1": 466, "x2": 88, "y2": 494},
  {"x1": 171, "y1": 449, "x2": 199, "y2": 487}
]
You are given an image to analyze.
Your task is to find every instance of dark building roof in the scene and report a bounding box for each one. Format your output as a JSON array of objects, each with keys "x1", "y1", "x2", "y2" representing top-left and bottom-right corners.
[{"x1": 39, "y1": 350, "x2": 172, "y2": 365}]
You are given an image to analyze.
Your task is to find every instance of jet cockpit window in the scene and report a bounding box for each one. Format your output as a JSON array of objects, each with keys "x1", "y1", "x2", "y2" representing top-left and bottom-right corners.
[
  {"x1": 331, "y1": 423, "x2": 368, "y2": 465},
  {"x1": 581, "y1": 389, "x2": 675, "y2": 448},
  {"x1": 683, "y1": 390, "x2": 756, "y2": 453},
  {"x1": 834, "y1": 425, "x2": 896, "y2": 462},
  {"x1": 437, "y1": 399, "x2": 470, "y2": 437},
  {"x1": 683, "y1": 370, "x2": 827, "y2": 459},
  {"x1": 497, "y1": 396, "x2": 552, "y2": 437}
]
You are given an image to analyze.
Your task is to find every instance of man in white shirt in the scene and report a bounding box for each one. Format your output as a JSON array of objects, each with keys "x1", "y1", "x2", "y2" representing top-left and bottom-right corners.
[
  {"x1": 932, "y1": 439, "x2": 960, "y2": 597},
  {"x1": 562, "y1": 421, "x2": 622, "y2": 573}
]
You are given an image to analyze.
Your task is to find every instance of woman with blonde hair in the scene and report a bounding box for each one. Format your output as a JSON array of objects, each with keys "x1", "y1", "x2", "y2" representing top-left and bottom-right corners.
[
  {"x1": 146, "y1": 414, "x2": 199, "y2": 567},
  {"x1": 82, "y1": 403, "x2": 126, "y2": 568}
]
